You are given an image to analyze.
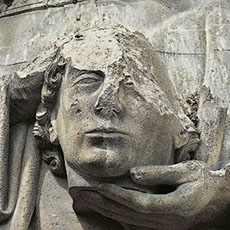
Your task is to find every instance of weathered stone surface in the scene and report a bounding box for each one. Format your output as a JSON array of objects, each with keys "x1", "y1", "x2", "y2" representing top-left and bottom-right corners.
[{"x1": 1, "y1": 0, "x2": 230, "y2": 229}]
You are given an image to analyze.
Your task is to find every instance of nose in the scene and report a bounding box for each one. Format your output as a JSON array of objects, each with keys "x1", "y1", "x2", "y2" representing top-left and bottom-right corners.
[{"x1": 94, "y1": 85, "x2": 122, "y2": 119}]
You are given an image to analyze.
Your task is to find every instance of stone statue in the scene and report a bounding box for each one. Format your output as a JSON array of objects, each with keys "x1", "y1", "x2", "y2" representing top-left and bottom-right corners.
[{"x1": 0, "y1": 26, "x2": 230, "y2": 230}]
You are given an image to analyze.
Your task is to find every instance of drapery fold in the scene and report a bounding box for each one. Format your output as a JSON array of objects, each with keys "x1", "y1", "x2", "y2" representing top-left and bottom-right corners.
[{"x1": 0, "y1": 77, "x2": 41, "y2": 229}]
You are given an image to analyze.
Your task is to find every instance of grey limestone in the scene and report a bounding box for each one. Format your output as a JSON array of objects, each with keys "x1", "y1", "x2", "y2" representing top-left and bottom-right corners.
[{"x1": 0, "y1": 0, "x2": 230, "y2": 229}]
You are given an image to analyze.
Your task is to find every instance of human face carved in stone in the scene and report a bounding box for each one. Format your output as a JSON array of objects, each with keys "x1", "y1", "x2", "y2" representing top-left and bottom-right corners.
[{"x1": 51, "y1": 28, "x2": 185, "y2": 178}]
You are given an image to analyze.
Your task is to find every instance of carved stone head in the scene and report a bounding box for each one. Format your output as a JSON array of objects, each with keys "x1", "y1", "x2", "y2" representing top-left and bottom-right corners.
[{"x1": 34, "y1": 26, "x2": 199, "y2": 182}]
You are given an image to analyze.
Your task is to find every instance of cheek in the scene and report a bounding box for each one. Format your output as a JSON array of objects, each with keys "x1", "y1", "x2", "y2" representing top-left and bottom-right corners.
[
  {"x1": 62, "y1": 88, "x2": 97, "y2": 117},
  {"x1": 62, "y1": 89, "x2": 81, "y2": 112},
  {"x1": 56, "y1": 95, "x2": 83, "y2": 157},
  {"x1": 134, "y1": 107, "x2": 174, "y2": 165},
  {"x1": 57, "y1": 121, "x2": 85, "y2": 166}
]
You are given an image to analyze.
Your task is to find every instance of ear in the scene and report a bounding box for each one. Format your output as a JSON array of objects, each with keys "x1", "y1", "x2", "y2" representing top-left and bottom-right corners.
[
  {"x1": 174, "y1": 130, "x2": 189, "y2": 150},
  {"x1": 174, "y1": 127, "x2": 200, "y2": 162},
  {"x1": 49, "y1": 120, "x2": 59, "y2": 145}
]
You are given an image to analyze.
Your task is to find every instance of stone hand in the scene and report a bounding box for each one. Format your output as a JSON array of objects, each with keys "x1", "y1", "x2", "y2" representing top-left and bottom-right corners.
[
  {"x1": 80, "y1": 160, "x2": 230, "y2": 229},
  {"x1": 128, "y1": 161, "x2": 230, "y2": 218}
]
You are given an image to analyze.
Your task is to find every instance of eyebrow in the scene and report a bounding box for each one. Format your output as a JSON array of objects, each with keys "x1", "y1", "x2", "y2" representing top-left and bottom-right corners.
[{"x1": 70, "y1": 69, "x2": 104, "y2": 87}]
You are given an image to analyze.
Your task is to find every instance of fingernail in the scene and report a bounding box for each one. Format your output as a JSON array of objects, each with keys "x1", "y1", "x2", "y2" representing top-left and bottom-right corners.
[
  {"x1": 129, "y1": 168, "x2": 143, "y2": 182},
  {"x1": 225, "y1": 165, "x2": 230, "y2": 178}
]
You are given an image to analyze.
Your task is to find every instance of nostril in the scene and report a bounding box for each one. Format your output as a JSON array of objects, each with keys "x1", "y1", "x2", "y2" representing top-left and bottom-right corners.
[
  {"x1": 114, "y1": 101, "x2": 122, "y2": 114},
  {"x1": 95, "y1": 106, "x2": 103, "y2": 114},
  {"x1": 94, "y1": 94, "x2": 122, "y2": 117}
]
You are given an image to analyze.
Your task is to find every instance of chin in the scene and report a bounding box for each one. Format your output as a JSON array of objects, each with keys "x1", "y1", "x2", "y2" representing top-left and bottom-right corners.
[{"x1": 75, "y1": 148, "x2": 130, "y2": 178}]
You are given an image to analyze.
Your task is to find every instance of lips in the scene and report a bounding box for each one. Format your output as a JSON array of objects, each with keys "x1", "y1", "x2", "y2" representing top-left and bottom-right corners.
[
  {"x1": 85, "y1": 128, "x2": 128, "y2": 136},
  {"x1": 84, "y1": 128, "x2": 129, "y2": 150}
]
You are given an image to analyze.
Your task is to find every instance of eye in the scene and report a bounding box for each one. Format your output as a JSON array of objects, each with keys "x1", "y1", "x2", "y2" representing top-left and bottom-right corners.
[
  {"x1": 77, "y1": 77, "x2": 101, "y2": 84},
  {"x1": 73, "y1": 72, "x2": 104, "y2": 86}
]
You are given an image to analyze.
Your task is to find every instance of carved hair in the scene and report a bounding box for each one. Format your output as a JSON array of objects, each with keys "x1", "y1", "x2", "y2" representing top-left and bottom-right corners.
[{"x1": 33, "y1": 54, "x2": 66, "y2": 177}]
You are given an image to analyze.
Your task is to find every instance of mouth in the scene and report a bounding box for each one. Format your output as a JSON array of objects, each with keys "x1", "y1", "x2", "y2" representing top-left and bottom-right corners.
[
  {"x1": 85, "y1": 128, "x2": 128, "y2": 137},
  {"x1": 85, "y1": 128, "x2": 128, "y2": 149}
]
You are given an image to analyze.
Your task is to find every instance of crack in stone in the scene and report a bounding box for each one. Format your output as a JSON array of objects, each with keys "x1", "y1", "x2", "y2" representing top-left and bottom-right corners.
[
  {"x1": 0, "y1": 61, "x2": 28, "y2": 66},
  {"x1": 155, "y1": 50, "x2": 205, "y2": 56}
]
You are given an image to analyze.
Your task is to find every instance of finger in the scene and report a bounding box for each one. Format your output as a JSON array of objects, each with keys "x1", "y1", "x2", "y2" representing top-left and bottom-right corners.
[
  {"x1": 129, "y1": 160, "x2": 206, "y2": 185},
  {"x1": 97, "y1": 182, "x2": 216, "y2": 217},
  {"x1": 224, "y1": 163, "x2": 230, "y2": 180},
  {"x1": 80, "y1": 190, "x2": 187, "y2": 230}
]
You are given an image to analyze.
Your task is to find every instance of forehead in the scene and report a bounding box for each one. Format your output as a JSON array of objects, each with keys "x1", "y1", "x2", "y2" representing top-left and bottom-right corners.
[
  {"x1": 61, "y1": 29, "x2": 123, "y2": 71},
  {"x1": 60, "y1": 28, "x2": 157, "y2": 76}
]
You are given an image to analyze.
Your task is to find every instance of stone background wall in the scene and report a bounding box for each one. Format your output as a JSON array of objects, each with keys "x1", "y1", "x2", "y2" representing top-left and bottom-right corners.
[{"x1": 1, "y1": 0, "x2": 229, "y2": 96}]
